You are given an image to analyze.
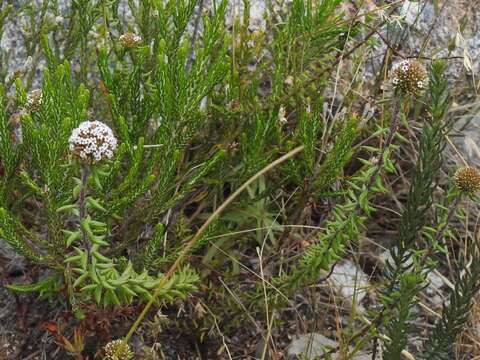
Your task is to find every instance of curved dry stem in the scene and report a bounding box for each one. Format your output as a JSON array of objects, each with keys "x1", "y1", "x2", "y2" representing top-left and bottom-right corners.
[{"x1": 124, "y1": 145, "x2": 304, "y2": 342}]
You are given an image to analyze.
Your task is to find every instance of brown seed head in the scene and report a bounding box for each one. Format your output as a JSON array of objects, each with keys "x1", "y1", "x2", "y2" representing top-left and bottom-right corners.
[
  {"x1": 8, "y1": 111, "x2": 25, "y2": 145},
  {"x1": 454, "y1": 166, "x2": 480, "y2": 193},
  {"x1": 392, "y1": 59, "x2": 428, "y2": 94}
]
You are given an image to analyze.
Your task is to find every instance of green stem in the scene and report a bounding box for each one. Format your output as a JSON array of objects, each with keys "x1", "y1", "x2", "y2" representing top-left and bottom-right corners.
[{"x1": 79, "y1": 165, "x2": 91, "y2": 257}]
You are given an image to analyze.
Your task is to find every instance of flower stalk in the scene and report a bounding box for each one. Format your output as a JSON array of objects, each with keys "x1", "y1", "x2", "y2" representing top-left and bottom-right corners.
[{"x1": 79, "y1": 164, "x2": 91, "y2": 258}]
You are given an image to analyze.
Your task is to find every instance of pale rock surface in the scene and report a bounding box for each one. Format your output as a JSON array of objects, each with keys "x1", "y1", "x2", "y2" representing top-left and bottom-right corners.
[
  {"x1": 287, "y1": 333, "x2": 373, "y2": 360},
  {"x1": 327, "y1": 259, "x2": 370, "y2": 308}
]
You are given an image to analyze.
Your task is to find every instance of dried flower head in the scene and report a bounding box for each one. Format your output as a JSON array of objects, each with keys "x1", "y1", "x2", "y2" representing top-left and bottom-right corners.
[
  {"x1": 119, "y1": 32, "x2": 142, "y2": 48},
  {"x1": 9, "y1": 111, "x2": 25, "y2": 145},
  {"x1": 454, "y1": 166, "x2": 480, "y2": 194},
  {"x1": 103, "y1": 340, "x2": 134, "y2": 360},
  {"x1": 278, "y1": 106, "x2": 287, "y2": 125},
  {"x1": 26, "y1": 89, "x2": 43, "y2": 112},
  {"x1": 392, "y1": 59, "x2": 428, "y2": 94},
  {"x1": 69, "y1": 121, "x2": 117, "y2": 162}
]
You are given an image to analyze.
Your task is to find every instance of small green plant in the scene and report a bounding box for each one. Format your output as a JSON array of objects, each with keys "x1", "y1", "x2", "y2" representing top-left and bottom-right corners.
[
  {"x1": 0, "y1": 1, "x2": 229, "y2": 314},
  {"x1": 421, "y1": 244, "x2": 480, "y2": 359},
  {"x1": 380, "y1": 60, "x2": 455, "y2": 358}
]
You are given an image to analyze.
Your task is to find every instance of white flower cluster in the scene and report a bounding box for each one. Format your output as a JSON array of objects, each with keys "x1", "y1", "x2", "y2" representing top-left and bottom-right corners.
[
  {"x1": 69, "y1": 121, "x2": 117, "y2": 162},
  {"x1": 119, "y1": 32, "x2": 142, "y2": 48},
  {"x1": 26, "y1": 89, "x2": 43, "y2": 112},
  {"x1": 103, "y1": 339, "x2": 133, "y2": 360},
  {"x1": 391, "y1": 59, "x2": 428, "y2": 94},
  {"x1": 392, "y1": 60, "x2": 410, "y2": 79}
]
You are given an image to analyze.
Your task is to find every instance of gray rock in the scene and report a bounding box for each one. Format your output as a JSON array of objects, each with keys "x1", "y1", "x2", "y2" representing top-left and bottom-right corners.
[
  {"x1": 0, "y1": 286, "x2": 15, "y2": 320},
  {"x1": 0, "y1": 241, "x2": 26, "y2": 273},
  {"x1": 287, "y1": 333, "x2": 337, "y2": 359},
  {"x1": 287, "y1": 333, "x2": 374, "y2": 360},
  {"x1": 327, "y1": 259, "x2": 370, "y2": 309}
]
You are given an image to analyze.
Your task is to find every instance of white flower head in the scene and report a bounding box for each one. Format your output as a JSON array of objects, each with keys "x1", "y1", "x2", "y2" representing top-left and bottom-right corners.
[
  {"x1": 119, "y1": 32, "x2": 142, "y2": 48},
  {"x1": 103, "y1": 339, "x2": 134, "y2": 360},
  {"x1": 391, "y1": 59, "x2": 428, "y2": 94},
  {"x1": 69, "y1": 121, "x2": 117, "y2": 163},
  {"x1": 26, "y1": 89, "x2": 43, "y2": 112}
]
